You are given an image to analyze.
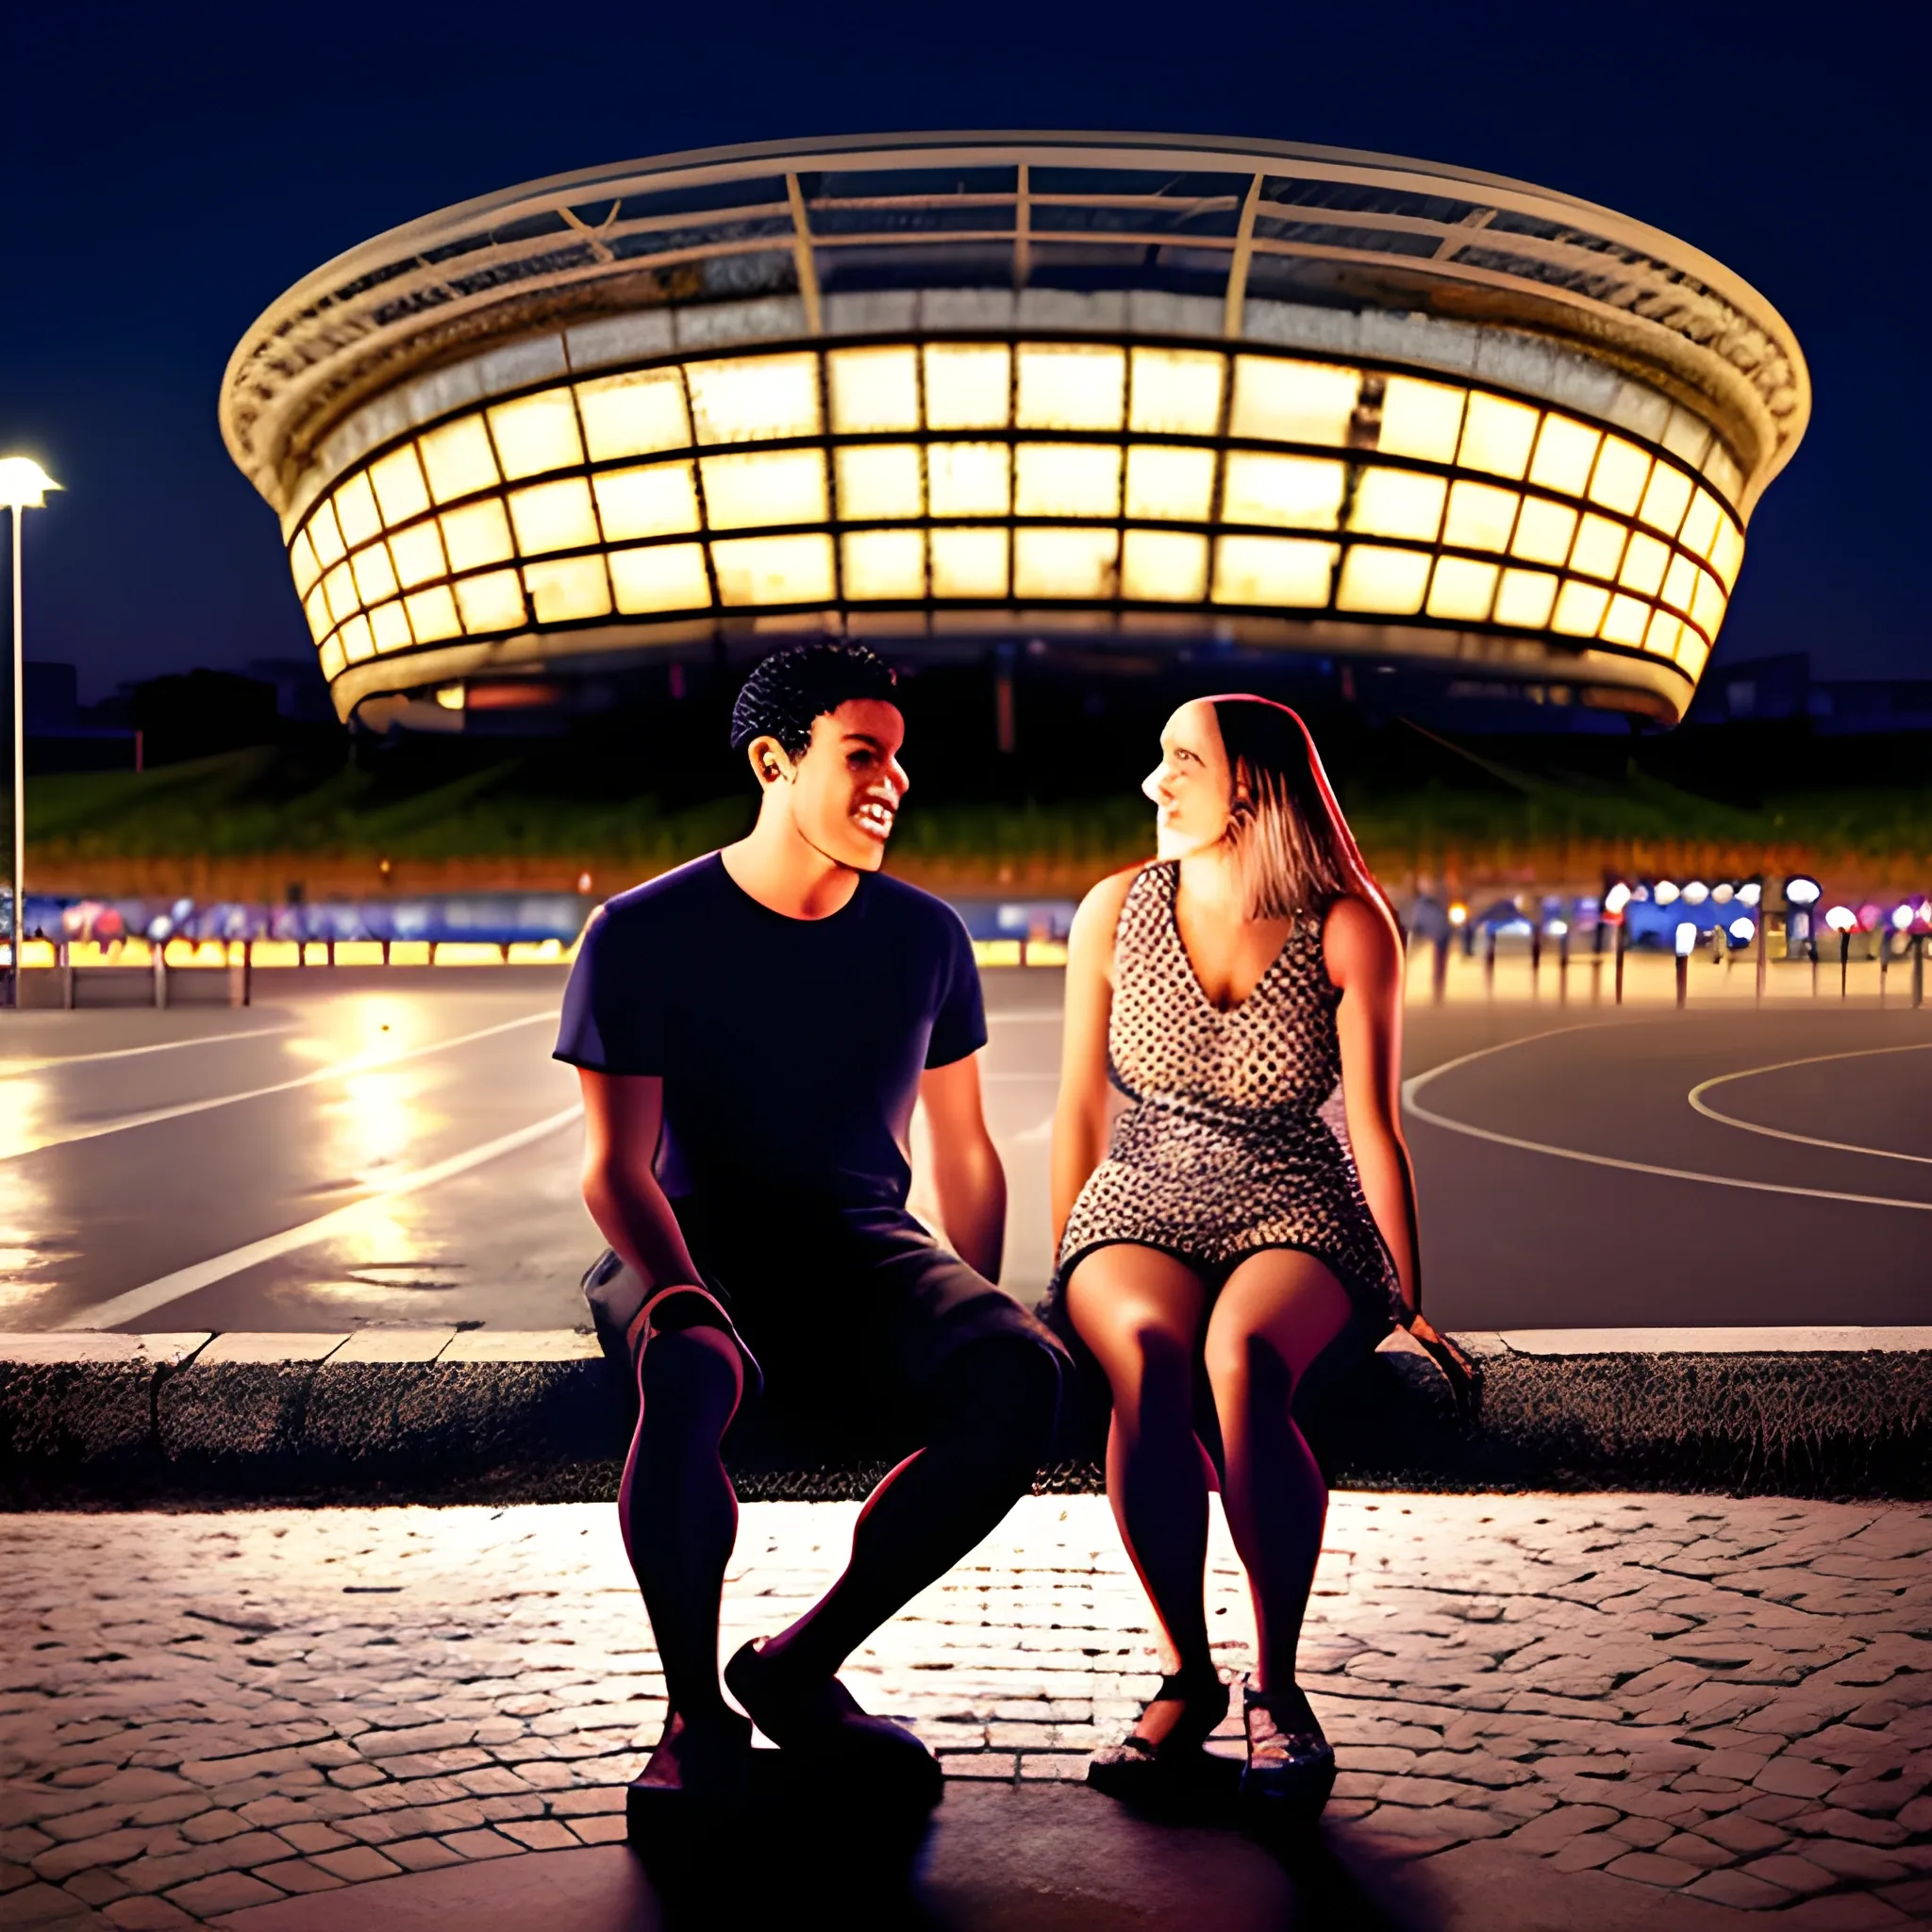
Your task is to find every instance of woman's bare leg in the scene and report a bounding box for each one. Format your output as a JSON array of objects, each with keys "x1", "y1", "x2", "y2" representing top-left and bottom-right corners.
[
  {"x1": 1201, "y1": 1250, "x2": 1352, "y2": 1704},
  {"x1": 1066, "y1": 1245, "x2": 1215, "y2": 1738}
]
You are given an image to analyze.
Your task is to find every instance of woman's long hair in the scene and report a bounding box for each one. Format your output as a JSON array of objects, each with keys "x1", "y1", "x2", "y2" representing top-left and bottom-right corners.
[{"x1": 1210, "y1": 696, "x2": 1394, "y2": 931}]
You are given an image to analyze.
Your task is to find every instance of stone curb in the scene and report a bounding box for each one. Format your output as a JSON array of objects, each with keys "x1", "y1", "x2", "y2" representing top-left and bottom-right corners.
[{"x1": 2, "y1": 1326, "x2": 1928, "y2": 1505}]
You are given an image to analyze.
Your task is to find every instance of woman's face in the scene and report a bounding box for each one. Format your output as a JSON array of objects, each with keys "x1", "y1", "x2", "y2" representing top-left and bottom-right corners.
[{"x1": 1143, "y1": 701, "x2": 1233, "y2": 860}]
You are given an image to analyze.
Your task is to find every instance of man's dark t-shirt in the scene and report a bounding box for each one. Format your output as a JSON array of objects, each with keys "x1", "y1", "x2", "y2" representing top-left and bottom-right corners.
[{"x1": 554, "y1": 855, "x2": 986, "y2": 1211}]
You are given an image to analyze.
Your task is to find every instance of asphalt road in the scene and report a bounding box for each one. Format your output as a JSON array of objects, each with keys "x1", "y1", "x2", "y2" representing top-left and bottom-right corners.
[{"x1": 2, "y1": 968, "x2": 1926, "y2": 1334}]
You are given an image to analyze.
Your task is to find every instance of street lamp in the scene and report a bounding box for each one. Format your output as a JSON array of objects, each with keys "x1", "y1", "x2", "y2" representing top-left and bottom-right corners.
[
  {"x1": 1824, "y1": 904, "x2": 1858, "y2": 999},
  {"x1": 0, "y1": 457, "x2": 59, "y2": 1008}
]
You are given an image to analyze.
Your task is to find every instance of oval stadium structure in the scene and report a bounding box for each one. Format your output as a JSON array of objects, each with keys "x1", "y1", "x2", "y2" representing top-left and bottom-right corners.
[{"x1": 220, "y1": 132, "x2": 1808, "y2": 731}]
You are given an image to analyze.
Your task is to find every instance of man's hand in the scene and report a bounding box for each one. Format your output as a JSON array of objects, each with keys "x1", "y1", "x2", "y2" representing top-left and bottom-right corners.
[{"x1": 917, "y1": 1053, "x2": 1006, "y2": 1281}]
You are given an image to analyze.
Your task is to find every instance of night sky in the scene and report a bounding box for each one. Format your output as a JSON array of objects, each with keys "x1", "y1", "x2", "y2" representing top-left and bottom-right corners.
[{"x1": 0, "y1": 1, "x2": 1917, "y2": 700}]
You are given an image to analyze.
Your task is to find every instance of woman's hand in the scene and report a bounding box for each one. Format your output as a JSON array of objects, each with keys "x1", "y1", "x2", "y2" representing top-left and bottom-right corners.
[{"x1": 1405, "y1": 1310, "x2": 1479, "y2": 1418}]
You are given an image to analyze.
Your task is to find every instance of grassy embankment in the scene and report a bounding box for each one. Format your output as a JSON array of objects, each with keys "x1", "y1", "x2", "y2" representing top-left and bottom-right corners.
[{"x1": 22, "y1": 746, "x2": 1932, "y2": 901}]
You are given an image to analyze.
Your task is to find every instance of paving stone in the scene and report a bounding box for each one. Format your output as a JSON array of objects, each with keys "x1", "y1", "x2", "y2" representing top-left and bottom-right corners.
[
  {"x1": 1605, "y1": 1850, "x2": 1706, "y2": 1887},
  {"x1": 247, "y1": 1858, "x2": 344, "y2": 1894},
  {"x1": 1772, "y1": 1897, "x2": 1916, "y2": 1929},
  {"x1": 100, "y1": 1900, "x2": 198, "y2": 1930},
  {"x1": 380, "y1": 1838, "x2": 466, "y2": 1873},
  {"x1": 1740, "y1": 1852, "x2": 1838, "y2": 1894},
  {"x1": 1684, "y1": 1866, "x2": 1794, "y2": 1908},
  {"x1": 58, "y1": 1870, "x2": 132, "y2": 1907},
  {"x1": 166, "y1": 1869, "x2": 287, "y2": 1913}
]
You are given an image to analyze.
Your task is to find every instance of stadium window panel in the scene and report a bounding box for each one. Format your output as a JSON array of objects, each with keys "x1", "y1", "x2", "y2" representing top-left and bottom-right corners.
[
  {"x1": 1644, "y1": 610, "x2": 1683, "y2": 658},
  {"x1": 289, "y1": 528, "x2": 322, "y2": 596},
  {"x1": 699, "y1": 449, "x2": 828, "y2": 530},
  {"x1": 1690, "y1": 568, "x2": 1726, "y2": 637},
  {"x1": 1527, "y1": 415, "x2": 1600, "y2": 497},
  {"x1": 1229, "y1": 358, "x2": 1358, "y2": 446},
  {"x1": 1014, "y1": 525, "x2": 1119, "y2": 598},
  {"x1": 922, "y1": 344, "x2": 1011, "y2": 430},
  {"x1": 687, "y1": 354, "x2": 821, "y2": 444},
  {"x1": 1494, "y1": 568, "x2": 1559, "y2": 628},
  {"x1": 1016, "y1": 342, "x2": 1126, "y2": 431},
  {"x1": 454, "y1": 568, "x2": 527, "y2": 634},
  {"x1": 1124, "y1": 445, "x2": 1217, "y2": 522},
  {"x1": 488, "y1": 391, "x2": 585, "y2": 480},
  {"x1": 1553, "y1": 579, "x2": 1612, "y2": 636},
  {"x1": 420, "y1": 417, "x2": 502, "y2": 503},
  {"x1": 1660, "y1": 552, "x2": 1699, "y2": 615},
  {"x1": 1508, "y1": 497, "x2": 1576, "y2": 565},
  {"x1": 827, "y1": 346, "x2": 922, "y2": 433},
  {"x1": 339, "y1": 614, "x2": 375, "y2": 664},
  {"x1": 1122, "y1": 529, "x2": 1209, "y2": 603},
  {"x1": 1014, "y1": 443, "x2": 1122, "y2": 518},
  {"x1": 307, "y1": 499, "x2": 346, "y2": 568},
  {"x1": 1338, "y1": 544, "x2": 1431, "y2": 614},
  {"x1": 303, "y1": 587, "x2": 331, "y2": 644},
  {"x1": 523, "y1": 555, "x2": 613, "y2": 623},
  {"x1": 322, "y1": 560, "x2": 358, "y2": 625},
  {"x1": 318, "y1": 636, "x2": 346, "y2": 680},
  {"x1": 1708, "y1": 519, "x2": 1744, "y2": 591},
  {"x1": 835, "y1": 445, "x2": 924, "y2": 521},
  {"x1": 1618, "y1": 531, "x2": 1671, "y2": 597},
  {"x1": 1128, "y1": 347, "x2": 1224, "y2": 435},
  {"x1": 593, "y1": 462, "x2": 702, "y2": 541},
  {"x1": 388, "y1": 520, "x2": 448, "y2": 590},
  {"x1": 334, "y1": 472, "x2": 382, "y2": 550},
  {"x1": 608, "y1": 542, "x2": 711, "y2": 613},
  {"x1": 1457, "y1": 393, "x2": 1538, "y2": 479},
  {"x1": 1637, "y1": 462, "x2": 1693, "y2": 538},
  {"x1": 508, "y1": 477, "x2": 599, "y2": 556},
  {"x1": 1349, "y1": 469, "x2": 1447, "y2": 543},
  {"x1": 927, "y1": 442, "x2": 1010, "y2": 517},
  {"x1": 1588, "y1": 436, "x2": 1651, "y2": 515},
  {"x1": 350, "y1": 541, "x2": 399, "y2": 607},
  {"x1": 404, "y1": 585, "x2": 462, "y2": 641},
  {"x1": 369, "y1": 599, "x2": 413, "y2": 653},
  {"x1": 1678, "y1": 489, "x2": 1723, "y2": 560},
  {"x1": 1600, "y1": 593, "x2": 1650, "y2": 646},
  {"x1": 1210, "y1": 535, "x2": 1339, "y2": 608},
  {"x1": 441, "y1": 499, "x2": 516, "y2": 573},
  {"x1": 575, "y1": 369, "x2": 692, "y2": 461},
  {"x1": 1676, "y1": 630, "x2": 1710, "y2": 679},
  {"x1": 1377, "y1": 378, "x2": 1464, "y2": 463},
  {"x1": 1568, "y1": 512, "x2": 1627, "y2": 581},
  {"x1": 1222, "y1": 452, "x2": 1344, "y2": 530},
  {"x1": 710, "y1": 531, "x2": 836, "y2": 605},
  {"x1": 1441, "y1": 480, "x2": 1519, "y2": 553},
  {"x1": 929, "y1": 525, "x2": 1009, "y2": 597},
  {"x1": 841, "y1": 529, "x2": 926, "y2": 598},
  {"x1": 1425, "y1": 557, "x2": 1499, "y2": 622},
  {"x1": 369, "y1": 445, "x2": 432, "y2": 527}
]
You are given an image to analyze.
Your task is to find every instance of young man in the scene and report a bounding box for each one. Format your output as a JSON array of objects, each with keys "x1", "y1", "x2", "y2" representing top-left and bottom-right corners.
[{"x1": 556, "y1": 642, "x2": 1066, "y2": 1807}]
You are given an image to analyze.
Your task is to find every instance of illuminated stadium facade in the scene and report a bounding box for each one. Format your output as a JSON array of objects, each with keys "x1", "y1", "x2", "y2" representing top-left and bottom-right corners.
[{"x1": 220, "y1": 133, "x2": 1808, "y2": 731}]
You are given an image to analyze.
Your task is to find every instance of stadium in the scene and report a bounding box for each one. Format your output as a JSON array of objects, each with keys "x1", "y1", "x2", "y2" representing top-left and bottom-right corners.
[{"x1": 219, "y1": 132, "x2": 1808, "y2": 734}]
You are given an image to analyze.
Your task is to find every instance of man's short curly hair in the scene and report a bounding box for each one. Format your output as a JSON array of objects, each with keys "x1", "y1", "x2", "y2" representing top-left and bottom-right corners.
[{"x1": 728, "y1": 642, "x2": 899, "y2": 759}]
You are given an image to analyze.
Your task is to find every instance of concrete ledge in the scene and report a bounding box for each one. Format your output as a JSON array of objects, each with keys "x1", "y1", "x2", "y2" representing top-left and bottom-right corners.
[{"x1": 2, "y1": 1326, "x2": 1928, "y2": 1505}]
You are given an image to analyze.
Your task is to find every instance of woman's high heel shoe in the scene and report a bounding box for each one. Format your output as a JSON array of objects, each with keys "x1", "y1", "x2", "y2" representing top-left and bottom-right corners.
[
  {"x1": 1239, "y1": 1682, "x2": 1336, "y2": 1815},
  {"x1": 1087, "y1": 1666, "x2": 1230, "y2": 1798}
]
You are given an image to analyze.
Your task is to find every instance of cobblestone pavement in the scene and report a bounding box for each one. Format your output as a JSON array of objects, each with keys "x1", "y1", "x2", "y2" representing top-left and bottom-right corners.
[{"x1": 1, "y1": 1493, "x2": 1928, "y2": 1928}]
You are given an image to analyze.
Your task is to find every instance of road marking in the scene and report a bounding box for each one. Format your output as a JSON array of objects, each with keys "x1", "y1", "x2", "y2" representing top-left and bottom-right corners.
[
  {"x1": 0, "y1": 1022, "x2": 298, "y2": 1074},
  {"x1": 54, "y1": 1105, "x2": 584, "y2": 1331},
  {"x1": 2, "y1": 1011, "x2": 556, "y2": 1162},
  {"x1": 1403, "y1": 1027, "x2": 1932, "y2": 1214},
  {"x1": 1688, "y1": 1041, "x2": 1932, "y2": 1166}
]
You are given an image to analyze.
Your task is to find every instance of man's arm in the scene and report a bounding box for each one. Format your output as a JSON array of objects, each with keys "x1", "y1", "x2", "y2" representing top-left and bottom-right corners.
[
  {"x1": 577, "y1": 1068, "x2": 705, "y2": 1291},
  {"x1": 917, "y1": 1053, "x2": 1007, "y2": 1282}
]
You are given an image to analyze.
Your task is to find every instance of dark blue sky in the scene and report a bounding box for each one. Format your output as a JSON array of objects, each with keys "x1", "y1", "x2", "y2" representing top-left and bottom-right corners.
[{"x1": 0, "y1": 0, "x2": 1918, "y2": 698}]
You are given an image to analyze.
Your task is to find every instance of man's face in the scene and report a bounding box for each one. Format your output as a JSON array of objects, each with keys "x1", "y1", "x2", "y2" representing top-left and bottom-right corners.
[{"x1": 786, "y1": 699, "x2": 909, "y2": 872}]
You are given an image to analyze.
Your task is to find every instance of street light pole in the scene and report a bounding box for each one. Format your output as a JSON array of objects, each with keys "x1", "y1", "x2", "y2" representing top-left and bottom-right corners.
[{"x1": 0, "y1": 458, "x2": 59, "y2": 1009}]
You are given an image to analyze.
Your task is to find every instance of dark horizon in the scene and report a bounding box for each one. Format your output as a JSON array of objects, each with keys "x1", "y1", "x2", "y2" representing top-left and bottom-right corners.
[{"x1": 0, "y1": 1, "x2": 1919, "y2": 702}]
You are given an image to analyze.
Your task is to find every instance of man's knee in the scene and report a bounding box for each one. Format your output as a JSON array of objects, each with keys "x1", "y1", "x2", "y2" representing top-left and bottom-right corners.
[{"x1": 937, "y1": 1335, "x2": 1062, "y2": 1468}]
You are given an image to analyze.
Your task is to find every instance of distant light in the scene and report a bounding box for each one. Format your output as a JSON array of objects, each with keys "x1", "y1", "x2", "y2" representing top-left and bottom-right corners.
[
  {"x1": 1892, "y1": 904, "x2": 1914, "y2": 932},
  {"x1": 1857, "y1": 903, "x2": 1882, "y2": 932},
  {"x1": 1603, "y1": 882, "x2": 1632, "y2": 917},
  {"x1": 1824, "y1": 905, "x2": 1857, "y2": 933},
  {"x1": 434, "y1": 684, "x2": 465, "y2": 710},
  {"x1": 1728, "y1": 916, "x2": 1755, "y2": 942},
  {"x1": 1674, "y1": 921, "x2": 1698, "y2": 956},
  {"x1": 1655, "y1": 880, "x2": 1681, "y2": 906},
  {"x1": 1448, "y1": 903, "x2": 1468, "y2": 926},
  {"x1": 1785, "y1": 874, "x2": 1822, "y2": 908},
  {"x1": 0, "y1": 457, "x2": 59, "y2": 509},
  {"x1": 1548, "y1": 920, "x2": 1568, "y2": 938},
  {"x1": 1711, "y1": 882, "x2": 1735, "y2": 905},
  {"x1": 1738, "y1": 881, "x2": 1762, "y2": 907},
  {"x1": 1682, "y1": 880, "x2": 1709, "y2": 906}
]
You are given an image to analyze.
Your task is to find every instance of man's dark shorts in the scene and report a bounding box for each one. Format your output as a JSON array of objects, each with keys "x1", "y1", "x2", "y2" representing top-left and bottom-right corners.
[{"x1": 585, "y1": 1193, "x2": 1069, "y2": 1464}]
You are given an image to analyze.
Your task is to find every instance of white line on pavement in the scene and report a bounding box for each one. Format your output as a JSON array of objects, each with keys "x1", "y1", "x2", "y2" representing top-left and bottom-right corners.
[
  {"x1": 0, "y1": 1022, "x2": 298, "y2": 1074},
  {"x1": 1403, "y1": 1027, "x2": 1932, "y2": 1214},
  {"x1": 54, "y1": 1104, "x2": 585, "y2": 1331},
  {"x1": 3, "y1": 1011, "x2": 555, "y2": 1162},
  {"x1": 1688, "y1": 1041, "x2": 1932, "y2": 1165}
]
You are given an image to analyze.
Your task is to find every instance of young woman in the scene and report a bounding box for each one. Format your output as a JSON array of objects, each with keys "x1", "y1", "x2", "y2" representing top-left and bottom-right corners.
[{"x1": 1050, "y1": 694, "x2": 1469, "y2": 1814}]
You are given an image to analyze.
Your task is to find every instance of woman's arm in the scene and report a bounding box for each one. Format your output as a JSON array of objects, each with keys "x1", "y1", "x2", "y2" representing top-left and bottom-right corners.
[
  {"x1": 918, "y1": 1053, "x2": 1007, "y2": 1281},
  {"x1": 1050, "y1": 871, "x2": 1136, "y2": 1251},
  {"x1": 577, "y1": 1068, "x2": 705, "y2": 1291}
]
